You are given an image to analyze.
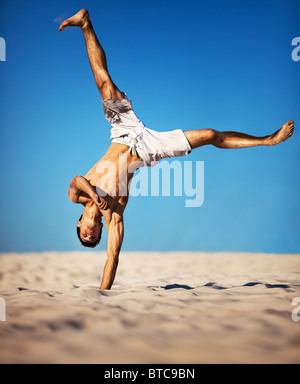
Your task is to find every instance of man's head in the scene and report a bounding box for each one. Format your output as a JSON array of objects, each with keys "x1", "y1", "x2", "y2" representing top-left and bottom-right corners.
[{"x1": 77, "y1": 204, "x2": 103, "y2": 248}]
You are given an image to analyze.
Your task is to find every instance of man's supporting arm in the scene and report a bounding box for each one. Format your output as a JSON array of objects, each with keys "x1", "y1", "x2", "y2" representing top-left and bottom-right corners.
[{"x1": 100, "y1": 214, "x2": 124, "y2": 290}]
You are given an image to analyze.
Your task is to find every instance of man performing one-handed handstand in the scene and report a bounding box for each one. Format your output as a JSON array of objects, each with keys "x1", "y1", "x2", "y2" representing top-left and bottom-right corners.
[{"x1": 60, "y1": 9, "x2": 294, "y2": 290}]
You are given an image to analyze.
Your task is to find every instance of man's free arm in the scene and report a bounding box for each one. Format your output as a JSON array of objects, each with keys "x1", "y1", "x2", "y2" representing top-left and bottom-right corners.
[
  {"x1": 68, "y1": 175, "x2": 108, "y2": 209},
  {"x1": 100, "y1": 214, "x2": 124, "y2": 290}
]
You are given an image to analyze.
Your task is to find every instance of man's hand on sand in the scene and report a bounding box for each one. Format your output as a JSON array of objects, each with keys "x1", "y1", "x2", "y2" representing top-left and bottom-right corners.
[{"x1": 92, "y1": 194, "x2": 109, "y2": 211}]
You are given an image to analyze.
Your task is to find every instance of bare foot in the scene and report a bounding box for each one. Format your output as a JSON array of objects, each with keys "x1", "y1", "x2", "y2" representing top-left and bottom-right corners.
[
  {"x1": 267, "y1": 120, "x2": 294, "y2": 146},
  {"x1": 59, "y1": 9, "x2": 90, "y2": 31}
]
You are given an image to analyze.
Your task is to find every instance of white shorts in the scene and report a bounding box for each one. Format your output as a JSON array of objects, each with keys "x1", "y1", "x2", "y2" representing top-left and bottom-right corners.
[{"x1": 102, "y1": 94, "x2": 192, "y2": 167}]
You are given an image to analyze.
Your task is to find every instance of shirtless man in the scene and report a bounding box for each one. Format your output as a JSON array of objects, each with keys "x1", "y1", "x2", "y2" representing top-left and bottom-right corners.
[{"x1": 59, "y1": 9, "x2": 294, "y2": 290}]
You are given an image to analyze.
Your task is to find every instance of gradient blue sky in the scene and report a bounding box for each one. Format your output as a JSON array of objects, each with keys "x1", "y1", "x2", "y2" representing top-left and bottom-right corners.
[{"x1": 0, "y1": 0, "x2": 299, "y2": 253}]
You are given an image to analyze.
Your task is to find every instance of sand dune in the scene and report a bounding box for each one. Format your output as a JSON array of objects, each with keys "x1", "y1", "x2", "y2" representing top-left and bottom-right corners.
[{"x1": 0, "y1": 252, "x2": 299, "y2": 364}]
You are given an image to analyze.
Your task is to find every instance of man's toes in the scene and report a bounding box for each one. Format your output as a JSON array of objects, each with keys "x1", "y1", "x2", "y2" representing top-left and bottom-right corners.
[{"x1": 59, "y1": 22, "x2": 67, "y2": 31}]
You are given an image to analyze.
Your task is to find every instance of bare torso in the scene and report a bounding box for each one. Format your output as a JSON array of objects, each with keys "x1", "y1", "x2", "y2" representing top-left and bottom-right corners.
[{"x1": 84, "y1": 142, "x2": 142, "y2": 225}]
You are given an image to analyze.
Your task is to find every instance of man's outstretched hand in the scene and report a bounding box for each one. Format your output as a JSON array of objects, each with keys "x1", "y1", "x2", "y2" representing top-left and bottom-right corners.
[{"x1": 92, "y1": 194, "x2": 109, "y2": 211}]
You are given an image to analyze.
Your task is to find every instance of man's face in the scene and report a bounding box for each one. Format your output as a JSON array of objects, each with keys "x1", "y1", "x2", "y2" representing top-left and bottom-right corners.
[{"x1": 77, "y1": 217, "x2": 103, "y2": 244}]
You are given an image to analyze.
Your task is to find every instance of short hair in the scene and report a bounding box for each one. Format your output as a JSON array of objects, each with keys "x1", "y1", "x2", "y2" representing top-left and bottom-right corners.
[{"x1": 77, "y1": 215, "x2": 102, "y2": 248}]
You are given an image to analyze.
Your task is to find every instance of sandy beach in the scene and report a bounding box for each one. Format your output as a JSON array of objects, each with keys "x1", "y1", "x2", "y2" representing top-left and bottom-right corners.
[{"x1": 0, "y1": 251, "x2": 299, "y2": 364}]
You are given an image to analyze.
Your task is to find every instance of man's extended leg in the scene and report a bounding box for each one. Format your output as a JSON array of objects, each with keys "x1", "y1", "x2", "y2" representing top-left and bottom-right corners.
[
  {"x1": 184, "y1": 120, "x2": 294, "y2": 149},
  {"x1": 59, "y1": 9, "x2": 123, "y2": 100}
]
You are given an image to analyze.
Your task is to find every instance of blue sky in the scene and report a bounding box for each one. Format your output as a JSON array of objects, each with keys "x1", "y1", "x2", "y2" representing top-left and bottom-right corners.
[{"x1": 0, "y1": 0, "x2": 299, "y2": 253}]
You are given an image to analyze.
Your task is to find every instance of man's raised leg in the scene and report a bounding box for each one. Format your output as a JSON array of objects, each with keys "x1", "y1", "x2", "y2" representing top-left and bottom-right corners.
[
  {"x1": 184, "y1": 120, "x2": 294, "y2": 150},
  {"x1": 59, "y1": 9, "x2": 124, "y2": 100}
]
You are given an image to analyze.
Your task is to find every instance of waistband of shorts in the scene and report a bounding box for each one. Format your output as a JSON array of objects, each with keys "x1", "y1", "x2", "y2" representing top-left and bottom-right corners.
[
  {"x1": 111, "y1": 136, "x2": 145, "y2": 164},
  {"x1": 101, "y1": 92, "x2": 129, "y2": 102}
]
